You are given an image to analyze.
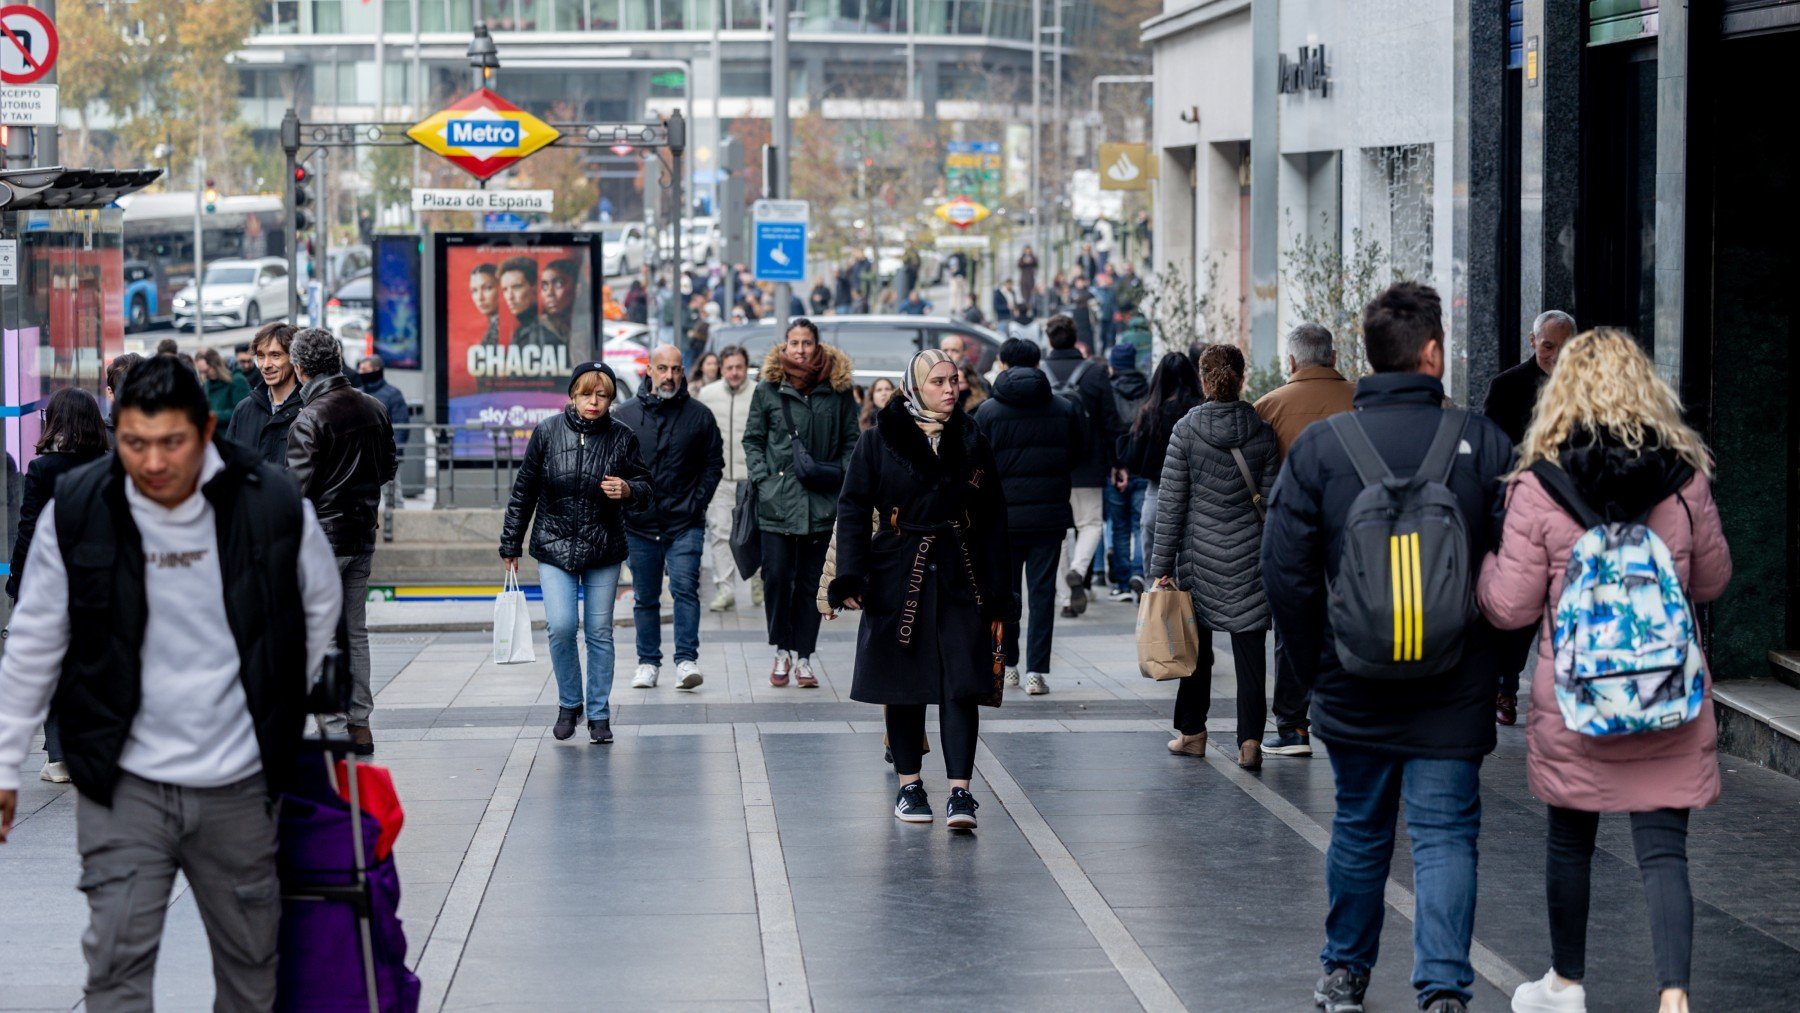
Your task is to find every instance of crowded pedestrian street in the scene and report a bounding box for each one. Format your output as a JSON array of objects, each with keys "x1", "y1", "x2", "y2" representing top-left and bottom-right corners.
[{"x1": 5, "y1": 598, "x2": 1797, "y2": 1011}]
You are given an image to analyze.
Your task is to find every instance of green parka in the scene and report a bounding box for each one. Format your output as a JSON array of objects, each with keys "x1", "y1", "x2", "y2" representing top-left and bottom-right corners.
[{"x1": 742, "y1": 343, "x2": 859, "y2": 536}]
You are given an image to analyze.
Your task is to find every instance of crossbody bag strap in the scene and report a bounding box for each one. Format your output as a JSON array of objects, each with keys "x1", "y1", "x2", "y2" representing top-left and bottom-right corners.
[
  {"x1": 1229, "y1": 447, "x2": 1266, "y2": 521},
  {"x1": 777, "y1": 394, "x2": 800, "y2": 437}
]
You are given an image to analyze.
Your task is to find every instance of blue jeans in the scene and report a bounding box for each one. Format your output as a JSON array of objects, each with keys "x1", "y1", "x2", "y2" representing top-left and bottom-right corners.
[
  {"x1": 1104, "y1": 478, "x2": 1146, "y2": 589},
  {"x1": 626, "y1": 526, "x2": 704, "y2": 666},
  {"x1": 1323, "y1": 745, "x2": 1481, "y2": 1005},
  {"x1": 539, "y1": 563, "x2": 622, "y2": 721}
]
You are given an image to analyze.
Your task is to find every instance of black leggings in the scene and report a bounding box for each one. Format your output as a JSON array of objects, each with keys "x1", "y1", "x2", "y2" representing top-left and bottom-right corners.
[
  {"x1": 761, "y1": 531, "x2": 830, "y2": 656},
  {"x1": 1173, "y1": 630, "x2": 1268, "y2": 746},
  {"x1": 1546, "y1": 806, "x2": 1692, "y2": 990},
  {"x1": 886, "y1": 702, "x2": 979, "y2": 780}
]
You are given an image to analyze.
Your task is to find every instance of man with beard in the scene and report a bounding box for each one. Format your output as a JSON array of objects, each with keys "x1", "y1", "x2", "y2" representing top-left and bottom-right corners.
[
  {"x1": 470, "y1": 264, "x2": 502, "y2": 346},
  {"x1": 613, "y1": 345, "x2": 723, "y2": 692},
  {"x1": 538, "y1": 258, "x2": 581, "y2": 344},
  {"x1": 500, "y1": 257, "x2": 560, "y2": 350}
]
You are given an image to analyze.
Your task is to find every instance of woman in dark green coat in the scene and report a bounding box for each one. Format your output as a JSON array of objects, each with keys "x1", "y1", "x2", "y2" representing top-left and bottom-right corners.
[
  {"x1": 197, "y1": 348, "x2": 251, "y2": 425},
  {"x1": 742, "y1": 319, "x2": 859, "y2": 688}
]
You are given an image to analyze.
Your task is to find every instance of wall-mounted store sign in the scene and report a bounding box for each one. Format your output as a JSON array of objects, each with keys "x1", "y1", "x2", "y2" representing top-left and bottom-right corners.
[{"x1": 1277, "y1": 45, "x2": 1331, "y2": 98}]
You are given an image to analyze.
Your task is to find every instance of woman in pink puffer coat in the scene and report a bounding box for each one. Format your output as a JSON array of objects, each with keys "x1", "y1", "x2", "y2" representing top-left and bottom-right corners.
[{"x1": 1477, "y1": 329, "x2": 1731, "y2": 1013}]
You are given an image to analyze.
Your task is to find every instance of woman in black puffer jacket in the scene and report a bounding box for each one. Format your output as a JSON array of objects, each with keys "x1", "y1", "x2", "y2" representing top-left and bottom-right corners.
[
  {"x1": 500, "y1": 361, "x2": 652, "y2": 745},
  {"x1": 1148, "y1": 344, "x2": 1278, "y2": 771}
]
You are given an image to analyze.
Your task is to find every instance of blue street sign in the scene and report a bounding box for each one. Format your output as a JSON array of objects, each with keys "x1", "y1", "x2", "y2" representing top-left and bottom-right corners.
[
  {"x1": 752, "y1": 200, "x2": 809, "y2": 284},
  {"x1": 483, "y1": 212, "x2": 530, "y2": 232}
]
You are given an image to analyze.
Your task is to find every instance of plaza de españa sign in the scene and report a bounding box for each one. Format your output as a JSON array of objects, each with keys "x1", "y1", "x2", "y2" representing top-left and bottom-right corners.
[{"x1": 408, "y1": 88, "x2": 561, "y2": 182}]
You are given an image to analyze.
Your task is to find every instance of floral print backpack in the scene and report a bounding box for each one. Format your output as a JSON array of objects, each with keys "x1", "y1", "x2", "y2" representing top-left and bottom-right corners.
[{"x1": 1531, "y1": 463, "x2": 1704, "y2": 737}]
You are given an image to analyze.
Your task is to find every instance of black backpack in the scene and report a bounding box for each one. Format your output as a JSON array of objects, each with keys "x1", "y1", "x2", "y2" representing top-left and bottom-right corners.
[
  {"x1": 1050, "y1": 360, "x2": 1093, "y2": 428},
  {"x1": 1326, "y1": 410, "x2": 1475, "y2": 679}
]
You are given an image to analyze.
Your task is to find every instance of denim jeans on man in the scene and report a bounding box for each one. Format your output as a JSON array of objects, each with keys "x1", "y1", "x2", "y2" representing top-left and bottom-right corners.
[
  {"x1": 1323, "y1": 745, "x2": 1481, "y2": 1005},
  {"x1": 626, "y1": 525, "x2": 704, "y2": 666},
  {"x1": 1104, "y1": 477, "x2": 1146, "y2": 589},
  {"x1": 539, "y1": 563, "x2": 622, "y2": 721}
]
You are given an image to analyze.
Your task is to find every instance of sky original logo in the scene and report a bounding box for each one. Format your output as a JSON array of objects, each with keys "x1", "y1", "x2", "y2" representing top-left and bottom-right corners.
[{"x1": 408, "y1": 88, "x2": 562, "y2": 181}]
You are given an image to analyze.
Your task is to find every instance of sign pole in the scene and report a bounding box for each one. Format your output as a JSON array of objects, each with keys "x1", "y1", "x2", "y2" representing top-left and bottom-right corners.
[
  {"x1": 282, "y1": 109, "x2": 299, "y2": 322},
  {"x1": 193, "y1": 155, "x2": 205, "y2": 335},
  {"x1": 772, "y1": 0, "x2": 790, "y2": 335},
  {"x1": 35, "y1": 0, "x2": 53, "y2": 166}
]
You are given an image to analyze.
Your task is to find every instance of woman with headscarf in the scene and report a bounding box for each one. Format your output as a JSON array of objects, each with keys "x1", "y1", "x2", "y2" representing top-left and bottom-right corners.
[
  {"x1": 743, "y1": 319, "x2": 860, "y2": 688},
  {"x1": 828, "y1": 350, "x2": 1013, "y2": 830}
]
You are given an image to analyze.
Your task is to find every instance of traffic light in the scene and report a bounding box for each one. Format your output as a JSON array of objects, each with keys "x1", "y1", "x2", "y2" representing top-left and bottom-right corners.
[
  {"x1": 203, "y1": 178, "x2": 218, "y2": 214},
  {"x1": 293, "y1": 166, "x2": 312, "y2": 232}
]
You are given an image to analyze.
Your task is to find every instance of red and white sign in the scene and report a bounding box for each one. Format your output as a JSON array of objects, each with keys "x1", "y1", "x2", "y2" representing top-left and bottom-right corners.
[{"x1": 0, "y1": 4, "x2": 58, "y2": 85}]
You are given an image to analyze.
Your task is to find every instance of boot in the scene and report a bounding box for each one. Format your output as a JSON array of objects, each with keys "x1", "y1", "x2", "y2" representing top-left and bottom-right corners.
[
  {"x1": 1167, "y1": 731, "x2": 1207, "y2": 757},
  {"x1": 1237, "y1": 740, "x2": 1263, "y2": 771}
]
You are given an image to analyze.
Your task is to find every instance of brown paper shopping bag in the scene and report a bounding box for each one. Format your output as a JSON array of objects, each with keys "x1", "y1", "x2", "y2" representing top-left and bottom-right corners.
[{"x1": 1136, "y1": 588, "x2": 1200, "y2": 681}]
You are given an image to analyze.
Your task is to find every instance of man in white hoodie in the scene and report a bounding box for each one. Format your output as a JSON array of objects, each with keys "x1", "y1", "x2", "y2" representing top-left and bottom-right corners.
[
  {"x1": 696, "y1": 344, "x2": 756, "y2": 612},
  {"x1": 0, "y1": 356, "x2": 341, "y2": 1009}
]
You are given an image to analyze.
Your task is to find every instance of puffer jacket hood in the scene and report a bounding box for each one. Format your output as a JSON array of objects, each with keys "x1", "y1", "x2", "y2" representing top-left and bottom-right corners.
[
  {"x1": 1193, "y1": 399, "x2": 1262, "y2": 451},
  {"x1": 1553, "y1": 425, "x2": 1694, "y2": 523},
  {"x1": 991, "y1": 363, "x2": 1053, "y2": 408},
  {"x1": 758, "y1": 343, "x2": 855, "y2": 393}
]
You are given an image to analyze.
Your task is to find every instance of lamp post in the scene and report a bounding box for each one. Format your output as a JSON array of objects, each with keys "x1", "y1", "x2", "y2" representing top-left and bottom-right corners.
[{"x1": 468, "y1": 22, "x2": 499, "y2": 89}]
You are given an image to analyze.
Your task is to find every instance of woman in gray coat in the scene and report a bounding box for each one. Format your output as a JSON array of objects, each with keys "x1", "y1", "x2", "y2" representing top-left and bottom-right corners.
[{"x1": 1149, "y1": 344, "x2": 1279, "y2": 770}]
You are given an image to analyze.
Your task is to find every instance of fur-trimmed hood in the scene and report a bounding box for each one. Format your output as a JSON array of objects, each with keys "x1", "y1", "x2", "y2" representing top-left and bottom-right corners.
[
  {"x1": 874, "y1": 396, "x2": 982, "y2": 486},
  {"x1": 759, "y1": 343, "x2": 855, "y2": 393}
]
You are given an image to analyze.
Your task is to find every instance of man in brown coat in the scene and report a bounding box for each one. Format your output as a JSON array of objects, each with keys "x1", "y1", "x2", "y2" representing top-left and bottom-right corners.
[
  {"x1": 1251, "y1": 323, "x2": 1356, "y2": 758},
  {"x1": 1253, "y1": 322, "x2": 1357, "y2": 457}
]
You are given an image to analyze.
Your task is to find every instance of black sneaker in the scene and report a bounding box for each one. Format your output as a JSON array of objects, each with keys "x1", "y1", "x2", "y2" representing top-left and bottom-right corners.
[
  {"x1": 945, "y1": 787, "x2": 979, "y2": 830},
  {"x1": 884, "y1": 746, "x2": 894, "y2": 765},
  {"x1": 553, "y1": 706, "x2": 581, "y2": 741},
  {"x1": 588, "y1": 719, "x2": 613, "y2": 744},
  {"x1": 894, "y1": 782, "x2": 931, "y2": 823},
  {"x1": 1421, "y1": 994, "x2": 1467, "y2": 1013},
  {"x1": 1313, "y1": 967, "x2": 1368, "y2": 1013},
  {"x1": 1263, "y1": 728, "x2": 1313, "y2": 757},
  {"x1": 1129, "y1": 575, "x2": 1146, "y2": 595}
]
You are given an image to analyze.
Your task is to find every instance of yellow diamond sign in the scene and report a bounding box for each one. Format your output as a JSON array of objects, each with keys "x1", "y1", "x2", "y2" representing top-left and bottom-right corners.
[{"x1": 407, "y1": 88, "x2": 562, "y2": 181}]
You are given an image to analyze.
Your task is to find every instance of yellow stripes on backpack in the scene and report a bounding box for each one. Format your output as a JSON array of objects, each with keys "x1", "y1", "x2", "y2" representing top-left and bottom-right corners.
[{"x1": 1390, "y1": 532, "x2": 1423, "y2": 662}]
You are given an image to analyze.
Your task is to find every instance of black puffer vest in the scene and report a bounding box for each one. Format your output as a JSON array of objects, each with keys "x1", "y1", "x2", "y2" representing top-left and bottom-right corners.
[{"x1": 52, "y1": 440, "x2": 309, "y2": 805}]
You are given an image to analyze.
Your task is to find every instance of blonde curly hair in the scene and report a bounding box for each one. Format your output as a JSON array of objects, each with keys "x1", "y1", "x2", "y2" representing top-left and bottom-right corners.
[{"x1": 1513, "y1": 327, "x2": 1712, "y2": 478}]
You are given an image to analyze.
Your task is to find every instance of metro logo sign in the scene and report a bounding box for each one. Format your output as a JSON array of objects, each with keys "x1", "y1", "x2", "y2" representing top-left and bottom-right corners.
[{"x1": 408, "y1": 89, "x2": 561, "y2": 181}]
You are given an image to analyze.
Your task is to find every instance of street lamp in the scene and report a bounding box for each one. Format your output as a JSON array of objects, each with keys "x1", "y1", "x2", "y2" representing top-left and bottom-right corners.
[{"x1": 468, "y1": 22, "x2": 500, "y2": 85}]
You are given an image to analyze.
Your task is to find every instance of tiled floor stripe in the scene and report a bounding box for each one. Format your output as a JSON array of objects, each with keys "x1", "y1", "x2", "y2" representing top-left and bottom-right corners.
[{"x1": 735, "y1": 723, "x2": 813, "y2": 1012}]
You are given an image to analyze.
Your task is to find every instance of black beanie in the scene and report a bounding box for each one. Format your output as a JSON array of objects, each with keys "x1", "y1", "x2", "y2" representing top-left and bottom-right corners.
[{"x1": 568, "y1": 359, "x2": 616, "y2": 395}]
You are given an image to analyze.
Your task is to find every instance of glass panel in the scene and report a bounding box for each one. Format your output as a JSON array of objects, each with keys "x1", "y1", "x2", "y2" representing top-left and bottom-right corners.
[
  {"x1": 517, "y1": 0, "x2": 541, "y2": 29},
  {"x1": 919, "y1": 0, "x2": 949, "y2": 33},
  {"x1": 590, "y1": 0, "x2": 620, "y2": 27},
  {"x1": 384, "y1": 0, "x2": 412, "y2": 31},
  {"x1": 820, "y1": 325, "x2": 920, "y2": 374},
  {"x1": 687, "y1": 0, "x2": 714, "y2": 30},
  {"x1": 625, "y1": 0, "x2": 655, "y2": 29},
  {"x1": 661, "y1": 0, "x2": 687, "y2": 28},
  {"x1": 728, "y1": 0, "x2": 760, "y2": 28},
  {"x1": 480, "y1": 0, "x2": 517, "y2": 30},
  {"x1": 311, "y1": 0, "x2": 344, "y2": 32},
  {"x1": 259, "y1": 2, "x2": 299, "y2": 35},
  {"x1": 955, "y1": 0, "x2": 982, "y2": 33}
]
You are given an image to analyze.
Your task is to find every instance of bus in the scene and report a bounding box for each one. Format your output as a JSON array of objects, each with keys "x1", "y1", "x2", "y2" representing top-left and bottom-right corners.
[{"x1": 117, "y1": 193, "x2": 288, "y2": 331}]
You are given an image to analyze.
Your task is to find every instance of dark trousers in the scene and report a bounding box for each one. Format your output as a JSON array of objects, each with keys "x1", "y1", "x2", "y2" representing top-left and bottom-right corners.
[
  {"x1": 1271, "y1": 625, "x2": 1311, "y2": 734},
  {"x1": 761, "y1": 531, "x2": 830, "y2": 656},
  {"x1": 44, "y1": 712, "x2": 63, "y2": 764},
  {"x1": 886, "y1": 702, "x2": 979, "y2": 780},
  {"x1": 1546, "y1": 806, "x2": 1692, "y2": 991},
  {"x1": 1173, "y1": 629, "x2": 1268, "y2": 747},
  {"x1": 1496, "y1": 625, "x2": 1536, "y2": 698},
  {"x1": 1002, "y1": 535, "x2": 1061, "y2": 674}
]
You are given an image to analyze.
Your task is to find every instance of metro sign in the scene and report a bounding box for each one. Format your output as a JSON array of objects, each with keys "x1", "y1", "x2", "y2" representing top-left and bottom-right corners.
[
  {"x1": 933, "y1": 196, "x2": 990, "y2": 231},
  {"x1": 407, "y1": 88, "x2": 561, "y2": 181}
]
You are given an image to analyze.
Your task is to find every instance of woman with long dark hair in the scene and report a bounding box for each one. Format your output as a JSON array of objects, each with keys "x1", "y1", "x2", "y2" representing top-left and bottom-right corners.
[
  {"x1": 7, "y1": 387, "x2": 110, "y2": 782},
  {"x1": 1120, "y1": 353, "x2": 1205, "y2": 568},
  {"x1": 858, "y1": 377, "x2": 896, "y2": 432},
  {"x1": 829, "y1": 349, "x2": 1011, "y2": 828},
  {"x1": 743, "y1": 318, "x2": 859, "y2": 687}
]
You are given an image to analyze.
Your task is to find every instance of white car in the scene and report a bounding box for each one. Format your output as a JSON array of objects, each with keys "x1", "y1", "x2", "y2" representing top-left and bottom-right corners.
[
  {"x1": 655, "y1": 219, "x2": 719, "y2": 266},
  {"x1": 172, "y1": 257, "x2": 290, "y2": 331},
  {"x1": 595, "y1": 223, "x2": 647, "y2": 277},
  {"x1": 602, "y1": 324, "x2": 650, "y2": 394}
]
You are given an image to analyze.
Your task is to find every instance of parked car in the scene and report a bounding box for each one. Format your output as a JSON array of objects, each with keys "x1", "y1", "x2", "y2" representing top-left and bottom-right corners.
[
  {"x1": 171, "y1": 257, "x2": 291, "y2": 331},
  {"x1": 602, "y1": 327, "x2": 647, "y2": 396},
  {"x1": 123, "y1": 260, "x2": 164, "y2": 332},
  {"x1": 325, "y1": 274, "x2": 374, "y2": 362},
  {"x1": 593, "y1": 223, "x2": 648, "y2": 277},
  {"x1": 655, "y1": 218, "x2": 719, "y2": 266},
  {"x1": 706, "y1": 315, "x2": 1004, "y2": 382}
]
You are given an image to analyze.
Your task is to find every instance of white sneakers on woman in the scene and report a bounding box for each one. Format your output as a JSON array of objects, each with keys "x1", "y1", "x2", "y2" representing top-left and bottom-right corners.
[{"x1": 1511, "y1": 970, "x2": 1586, "y2": 1012}]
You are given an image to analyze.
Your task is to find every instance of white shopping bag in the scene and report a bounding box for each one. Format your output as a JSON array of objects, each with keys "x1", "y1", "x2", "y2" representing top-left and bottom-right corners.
[{"x1": 492, "y1": 571, "x2": 537, "y2": 665}]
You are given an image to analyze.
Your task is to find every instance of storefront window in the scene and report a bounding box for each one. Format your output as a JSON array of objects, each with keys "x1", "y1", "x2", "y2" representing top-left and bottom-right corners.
[{"x1": 1363, "y1": 144, "x2": 1434, "y2": 283}]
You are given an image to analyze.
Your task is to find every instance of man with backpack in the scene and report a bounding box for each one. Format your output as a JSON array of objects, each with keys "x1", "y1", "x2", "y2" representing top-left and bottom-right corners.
[
  {"x1": 1260, "y1": 282, "x2": 1513, "y2": 1013},
  {"x1": 1103, "y1": 342, "x2": 1150, "y2": 603},
  {"x1": 1041, "y1": 314, "x2": 1120, "y2": 620}
]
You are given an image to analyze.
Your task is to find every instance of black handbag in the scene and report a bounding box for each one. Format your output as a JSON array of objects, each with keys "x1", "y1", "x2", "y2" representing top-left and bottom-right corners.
[
  {"x1": 779, "y1": 397, "x2": 844, "y2": 494},
  {"x1": 729, "y1": 479, "x2": 762, "y2": 577}
]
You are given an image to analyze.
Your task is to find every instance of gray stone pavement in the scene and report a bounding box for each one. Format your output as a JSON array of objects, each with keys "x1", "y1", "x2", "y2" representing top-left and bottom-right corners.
[{"x1": 4, "y1": 593, "x2": 1799, "y2": 1011}]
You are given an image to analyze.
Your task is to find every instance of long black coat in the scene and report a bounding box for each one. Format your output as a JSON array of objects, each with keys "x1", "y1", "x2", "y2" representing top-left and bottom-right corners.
[
  {"x1": 828, "y1": 401, "x2": 1013, "y2": 707},
  {"x1": 500, "y1": 407, "x2": 653, "y2": 572}
]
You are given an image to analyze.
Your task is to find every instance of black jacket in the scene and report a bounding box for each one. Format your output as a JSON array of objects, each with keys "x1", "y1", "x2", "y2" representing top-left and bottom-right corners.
[
  {"x1": 1260, "y1": 373, "x2": 1513, "y2": 759},
  {"x1": 286, "y1": 373, "x2": 399, "y2": 556},
  {"x1": 828, "y1": 401, "x2": 1012, "y2": 707},
  {"x1": 1482, "y1": 358, "x2": 1548, "y2": 446},
  {"x1": 972, "y1": 366, "x2": 1084, "y2": 537},
  {"x1": 359, "y1": 376, "x2": 412, "y2": 446},
  {"x1": 1042, "y1": 348, "x2": 1119, "y2": 487},
  {"x1": 500, "y1": 407, "x2": 653, "y2": 572},
  {"x1": 224, "y1": 383, "x2": 304, "y2": 466},
  {"x1": 6, "y1": 449, "x2": 106, "y2": 600},
  {"x1": 52, "y1": 439, "x2": 308, "y2": 805},
  {"x1": 612, "y1": 385, "x2": 724, "y2": 539},
  {"x1": 1120, "y1": 395, "x2": 1203, "y2": 482}
]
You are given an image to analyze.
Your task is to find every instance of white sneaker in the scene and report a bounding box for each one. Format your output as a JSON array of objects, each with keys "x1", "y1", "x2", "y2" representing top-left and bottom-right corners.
[
  {"x1": 676, "y1": 660, "x2": 704, "y2": 690},
  {"x1": 1025, "y1": 672, "x2": 1049, "y2": 696},
  {"x1": 1003, "y1": 666, "x2": 1021, "y2": 689},
  {"x1": 1511, "y1": 970, "x2": 1586, "y2": 1013},
  {"x1": 631, "y1": 664, "x2": 659, "y2": 688},
  {"x1": 39, "y1": 760, "x2": 71, "y2": 783}
]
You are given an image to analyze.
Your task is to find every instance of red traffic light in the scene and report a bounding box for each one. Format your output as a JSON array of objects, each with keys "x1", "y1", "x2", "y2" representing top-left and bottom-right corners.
[{"x1": 294, "y1": 166, "x2": 309, "y2": 184}]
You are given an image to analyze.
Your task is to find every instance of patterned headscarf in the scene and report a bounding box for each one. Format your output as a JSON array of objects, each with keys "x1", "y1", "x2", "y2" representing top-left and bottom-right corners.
[{"x1": 900, "y1": 349, "x2": 956, "y2": 443}]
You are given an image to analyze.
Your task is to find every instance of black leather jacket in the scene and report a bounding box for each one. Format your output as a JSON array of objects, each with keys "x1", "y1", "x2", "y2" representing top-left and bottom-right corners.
[
  {"x1": 285, "y1": 373, "x2": 399, "y2": 555},
  {"x1": 500, "y1": 407, "x2": 653, "y2": 572}
]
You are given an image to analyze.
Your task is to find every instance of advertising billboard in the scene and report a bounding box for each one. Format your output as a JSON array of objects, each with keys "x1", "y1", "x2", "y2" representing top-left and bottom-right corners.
[
  {"x1": 373, "y1": 236, "x2": 422, "y2": 369},
  {"x1": 433, "y1": 232, "x2": 600, "y2": 458}
]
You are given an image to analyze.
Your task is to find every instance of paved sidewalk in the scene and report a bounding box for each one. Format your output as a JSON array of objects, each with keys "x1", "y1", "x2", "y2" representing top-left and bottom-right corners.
[{"x1": 4, "y1": 595, "x2": 1798, "y2": 1011}]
